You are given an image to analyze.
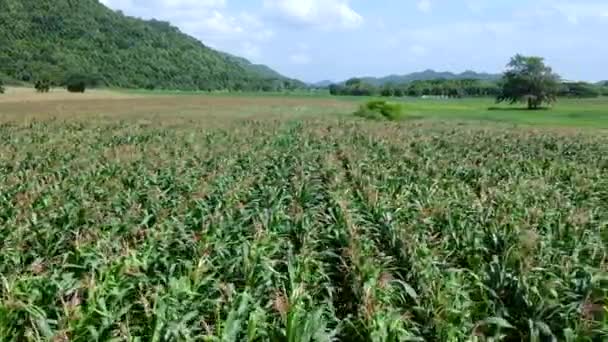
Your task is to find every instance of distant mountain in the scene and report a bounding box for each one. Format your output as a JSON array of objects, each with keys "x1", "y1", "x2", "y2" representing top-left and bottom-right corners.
[
  {"x1": 341, "y1": 70, "x2": 501, "y2": 86},
  {"x1": 222, "y1": 54, "x2": 289, "y2": 80},
  {"x1": 311, "y1": 80, "x2": 333, "y2": 88},
  {"x1": 0, "y1": 0, "x2": 299, "y2": 90}
]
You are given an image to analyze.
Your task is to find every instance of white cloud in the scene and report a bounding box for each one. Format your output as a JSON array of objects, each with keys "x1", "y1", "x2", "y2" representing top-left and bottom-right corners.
[
  {"x1": 263, "y1": 0, "x2": 363, "y2": 29},
  {"x1": 417, "y1": 0, "x2": 432, "y2": 13}
]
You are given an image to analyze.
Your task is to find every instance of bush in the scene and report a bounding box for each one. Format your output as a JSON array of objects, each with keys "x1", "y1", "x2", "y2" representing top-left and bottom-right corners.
[
  {"x1": 67, "y1": 82, "x2": 86, "y2": 93},
  {"x1": 354, "y1": 100, "x2": 406, "y2": 121},
  {"x1": 0, "y1": 79, "x2": 4, "y2": 94},
  {"x1": 65, "y1": 73, "x2": 89, "y2": 93},
  {"x1": 559, "y1": 82, "x2": 600, "y2": 98},
  {"x1": 35, "y1": 79, "x2": 51, "y2": 93}
]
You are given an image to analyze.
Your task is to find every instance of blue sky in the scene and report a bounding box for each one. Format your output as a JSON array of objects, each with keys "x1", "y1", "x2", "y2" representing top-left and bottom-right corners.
[{"x1": 100, "y1": 0, "x2": 608, "y2": 82}]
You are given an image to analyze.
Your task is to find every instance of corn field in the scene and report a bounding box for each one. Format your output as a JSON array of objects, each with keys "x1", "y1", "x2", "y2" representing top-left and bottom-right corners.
[{"x1": 0, "y1": 117, "x2": 606, "y2": 341}]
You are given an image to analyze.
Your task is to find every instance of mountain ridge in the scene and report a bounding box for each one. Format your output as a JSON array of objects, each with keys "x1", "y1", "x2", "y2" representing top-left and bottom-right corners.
[
  {"x1": 0, "y1": 0, "x2": 300, "y2": 90},
  {"x1": 326, "y1": 69, "x2": 501, "y2": 86}
]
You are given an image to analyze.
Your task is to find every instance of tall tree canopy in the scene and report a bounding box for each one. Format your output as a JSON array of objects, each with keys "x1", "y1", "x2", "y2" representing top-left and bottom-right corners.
[{"x1": 497, "y1": 55, "x2": 561, "y2": 109}]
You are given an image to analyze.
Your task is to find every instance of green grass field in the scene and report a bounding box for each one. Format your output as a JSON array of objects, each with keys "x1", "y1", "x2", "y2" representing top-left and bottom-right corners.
[
  {"x1": 0, "y1": 90, "x2": 607, "y2": 341},
  {"x1": 386, "y1": 97, "x2": 608, "y2": 128}
]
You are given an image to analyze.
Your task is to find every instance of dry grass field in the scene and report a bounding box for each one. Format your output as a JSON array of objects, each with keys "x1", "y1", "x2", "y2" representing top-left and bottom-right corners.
[
  {"x1": 0, "y1": 87, "x2": 355, "y2": 122},
  {"x1": 0, "y1": 88, "x2": 606, "y2": 341}
]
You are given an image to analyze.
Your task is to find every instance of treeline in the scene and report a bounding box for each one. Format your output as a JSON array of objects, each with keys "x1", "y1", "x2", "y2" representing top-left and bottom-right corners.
[
  {"x1": 330, "y1": 78, "x2": 500, "y2": 97},
  {"x1": 330, "y1": 78, "x2": 608, "y2": 98},
  {"x1": 0, "y1": 0, "x2": 304, "y2": 92},
  {"x1": 558, "y1": 82, "x2": 604, "y2": 98}
]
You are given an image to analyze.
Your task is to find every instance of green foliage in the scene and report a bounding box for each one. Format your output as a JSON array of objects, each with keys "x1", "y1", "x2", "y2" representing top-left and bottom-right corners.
[
  {"x1": 0, "y1": 79, "x2": 4, "y2": 94},
  {"x1": 331, "y1": 78, "x2": 378, "y2": 96},
  {"x1": 354, "y1": 100, "x2": 405, "y2": 120},
  {"x1": 497, "y1": 54, "x2": 561, "y2": 109},
  {"x1": 380, "y1": 84, "x2": 395, "y2": 97},
  {"x1": 0, "y1": 0, "x2": 302, "y2": 91},
  {"x1": 0, "y1": 115, "x2": 606, "y2": 341},
  {"x1": 332, "y1": 79, "x2": 500, "y2": 98},
  {"x1": 358, "y1": 69, "x2": 501, "y2": 87},
  {"x1": 34, "y1": 79, "x2": 51, "y2": 93},
  {"x1": 64, "y1": 72, "x2": 93, "y2": 93},
  {"x1": 559, "y1": 82, "x2": 600, "y2": 98}
]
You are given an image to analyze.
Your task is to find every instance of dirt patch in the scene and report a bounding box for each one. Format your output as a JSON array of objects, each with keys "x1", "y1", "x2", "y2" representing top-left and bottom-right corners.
[{"x1": 0, "y1": 87, "x2": 140, "y2": 103}]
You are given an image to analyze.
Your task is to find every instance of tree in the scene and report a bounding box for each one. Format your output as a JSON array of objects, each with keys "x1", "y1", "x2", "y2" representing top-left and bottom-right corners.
[
  {"x1": 35, "y1": 79, "x2": 51, "y2": 93},
  {"x1": 345, "y1": 78, "x2": 362, "y2": 87},
  {"x1": 329, "y1": 84, "x2": 344, "y2": 95},
  {"x1": 65, "y1": 73, "x2": 88, "y2": 93},
  {"x1": 497, "y1": 54, "x2": 560, "y2": 109},
  {"x1": 0, "y1": 79, "x2": 4, "y2": 94},
  {"x1": 380, "y1": 85, "x2": 394, "y2": 97}
]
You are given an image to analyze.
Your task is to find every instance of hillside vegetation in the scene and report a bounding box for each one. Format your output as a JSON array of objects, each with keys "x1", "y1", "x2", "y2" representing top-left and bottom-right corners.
[
  {"x1": 0, "y1": 0, "x2": 301, "y2": 90},
  {"x1": 358, "y1": 70, "x2": 501, "y2": 87}
]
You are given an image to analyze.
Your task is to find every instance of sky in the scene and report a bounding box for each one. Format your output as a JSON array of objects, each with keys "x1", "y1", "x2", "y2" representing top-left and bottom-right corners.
[{"x1": 99, "y1": 0, "x2": 608, "y2": 83}]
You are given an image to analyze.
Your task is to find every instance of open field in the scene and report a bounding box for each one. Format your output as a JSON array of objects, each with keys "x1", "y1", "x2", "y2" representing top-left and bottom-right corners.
[
  {"x1": 385, "y1": 97, "x2": 608, "y2": 128},
  {"x1": 0, "y1": 90, "x2": 607, "y2": 340},
  {"x1": 2, "y1": 87, "x2": 608, "y2": 128}
]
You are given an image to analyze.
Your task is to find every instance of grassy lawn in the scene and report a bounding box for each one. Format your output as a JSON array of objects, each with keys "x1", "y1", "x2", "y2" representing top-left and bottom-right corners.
[{"x1": 387, "y1": 96, "x2": 608, "y2": 128}]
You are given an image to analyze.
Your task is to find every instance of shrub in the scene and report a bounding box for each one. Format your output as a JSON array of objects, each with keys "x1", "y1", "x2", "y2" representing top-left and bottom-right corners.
[
  {"x1": 354, "y1": 100, "x2": 406, "y2": 121},
  {"x1": 65, "y1": 73, "x2": 88, "y2": 93},
  {"x1": 35, "y1": 79, "x2": 51, "y2": 93},
  {"x1": 67, "y1": 82, "x2": 86, "y2": 93},
  {"x1": 380, "y1": 87, "x2": 394, "y2": 97},
  {"x1": 559, "y1": 82, "x2": 600, "y2": 98}
]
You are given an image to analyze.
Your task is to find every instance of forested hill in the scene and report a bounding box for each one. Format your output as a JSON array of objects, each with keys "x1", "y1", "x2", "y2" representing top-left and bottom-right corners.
[
  {"x1": 0, "y1": 0, "x2": 301, "y2": 90},
  {"x1": 358, "y1": 70, "x2": 501, "y2": 86}
]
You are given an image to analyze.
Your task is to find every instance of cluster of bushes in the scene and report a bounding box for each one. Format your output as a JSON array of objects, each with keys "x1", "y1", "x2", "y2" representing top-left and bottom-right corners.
[
  {"x1": 63, "y1": 73, "x2": 96, "y2": 93},
  {"x1": 599, "y1": 81, "x2": 608, "y2": 96},
  {"x1": 35, "y1": 79, "x2": 51, "y2": 93},
  {"x1": 354, "y1": 100, "x2": 407, "y2": 121},
  {"x1": 558, "y1": 82, "x2": 602, "y2": 98},
  {"x1": 32, "y1": 72, "x2": 105, "y2": 93},
  {"x1": 329, "y1": 78, "x2": 377, "y2": 96},
  {"x1": 331, "y1": 78, "x2": 500, "y2": 98},
  {"x1": 332, "y1": 77, "x2": 608, "y2": 100}
]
